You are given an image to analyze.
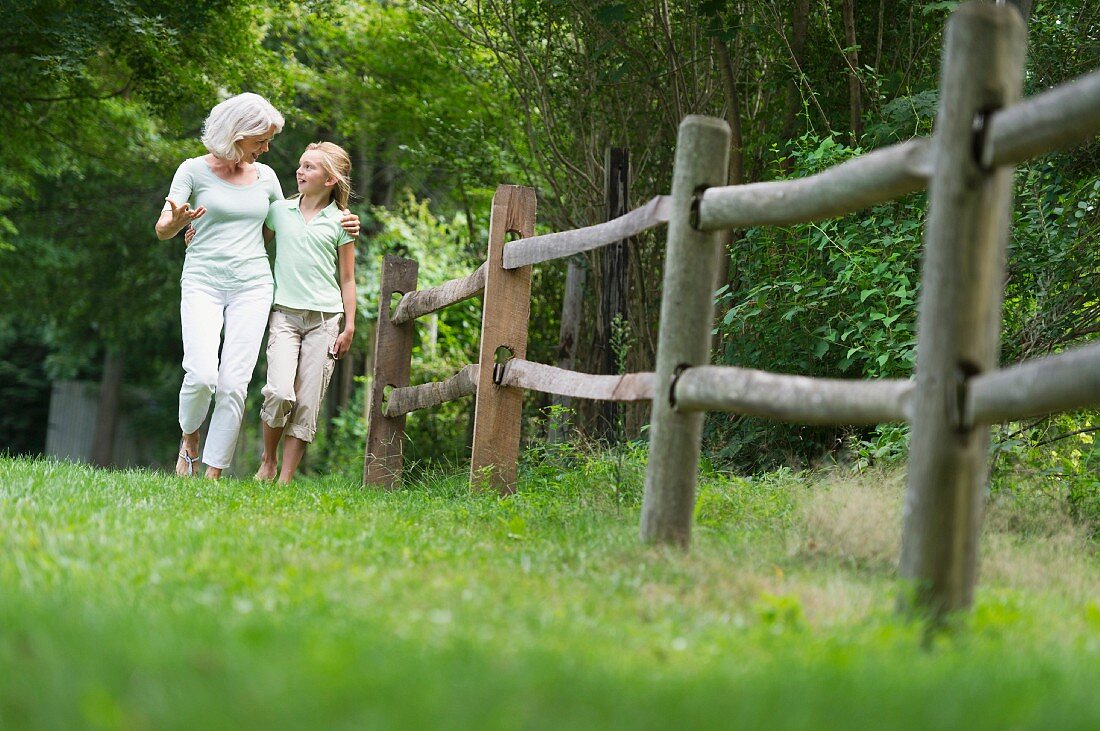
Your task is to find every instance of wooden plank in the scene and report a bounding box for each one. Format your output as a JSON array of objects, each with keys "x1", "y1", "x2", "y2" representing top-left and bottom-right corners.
[
  {"x1": 966, "y1": 342, "x2": 1100, "y2": 425},
  {"x1": 384, "y1": 364, "x2": 480, "y2": 418},
  {"x1": 363, "y1": 254, "x2": 418, "y2": 488},
  {"x1": 640, "y1": 115, "x2": 731, "y2": 548},
  {"x1": 696, "y1": 138, "x2": 930, "y2": 231},
  {"x1": 469, "y1": 185, "x2": 537, "y2": 493},
  {"x1": 499, "y1": 359, "x2": 654, "y2": 402},
  {"x1": 694, "y1": 68, "x2": 1100, "y2": 235},
  {"x1": 984, "y1": 68, "x2": 1100, "y2": 168},
  {"x1": 501, "y1": 195, "x2": 669, "y2": 269},
  {"x1": 391, "y1": 262, "x2": 487, "y2": 325},
  {"x1": 673, "y1": 366, "x2": 913, "y2": 425},
  {"x1": 898, "y1": 3, "x2": 1026, "y2": 623}
]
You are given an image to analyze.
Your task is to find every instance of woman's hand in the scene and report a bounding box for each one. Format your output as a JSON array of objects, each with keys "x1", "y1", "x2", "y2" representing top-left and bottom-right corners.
[
  {"x1": 157, "y1": 198, "x2": 206, "y2": 239},
  {"x1": 331, "y1": 328, "x2": 354, "y2": 360},
  {"x1": 339, "y1": 210, "x2": 361, "y2": 238},
  {"x1": 184, "y1": 224, "x2": 196, "y2": 247},
  {"x1": 167, "y1": 198, "x2": 206, "y2": 228}
]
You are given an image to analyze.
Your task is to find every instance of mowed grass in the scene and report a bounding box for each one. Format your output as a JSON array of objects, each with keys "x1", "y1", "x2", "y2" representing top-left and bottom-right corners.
[{"x1": 1, "y1": 455, "x2": 1099, "y2": 730}]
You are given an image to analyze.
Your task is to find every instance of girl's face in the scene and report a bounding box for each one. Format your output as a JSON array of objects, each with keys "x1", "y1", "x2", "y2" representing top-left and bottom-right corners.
[
  {"x1": 296, "y1": 150, "x2": 335, "y2": 197},
  {"x1": 238, "y1": 125, "x2": 277, "y2": 163}
]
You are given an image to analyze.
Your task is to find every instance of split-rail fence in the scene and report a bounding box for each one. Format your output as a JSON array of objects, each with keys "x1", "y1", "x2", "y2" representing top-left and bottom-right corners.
[{"x1": 363, "y1": 2, "x2": 1100, "y2": 619}]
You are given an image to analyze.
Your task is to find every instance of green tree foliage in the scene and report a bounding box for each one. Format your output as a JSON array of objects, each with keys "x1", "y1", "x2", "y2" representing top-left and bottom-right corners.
[
  {"x1": 0, "y1": 0, "x2": 292, "y2": 453},
  {"x1": 0, "y1": 0, "x2": 1095, "y2": 479},
  {"x1": 0, "y1": 0, "x2": 290, "y2": 369},
  {"x1": 260, "y1": 1, "x2": 523, "y2": 216},
  {"x1": 0, "y1": 0, "x2": 287, "y2": 245}
]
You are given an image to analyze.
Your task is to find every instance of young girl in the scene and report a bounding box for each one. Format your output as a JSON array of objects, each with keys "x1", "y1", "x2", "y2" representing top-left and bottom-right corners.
[{"x1": 254, "y1": 142, "x2": 357, "y2": 483}]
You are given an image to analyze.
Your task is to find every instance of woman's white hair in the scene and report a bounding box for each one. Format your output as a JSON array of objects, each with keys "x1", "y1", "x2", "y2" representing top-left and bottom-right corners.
[{"x1": 200, "y1": 92, "x2": 285, "y2": 162}]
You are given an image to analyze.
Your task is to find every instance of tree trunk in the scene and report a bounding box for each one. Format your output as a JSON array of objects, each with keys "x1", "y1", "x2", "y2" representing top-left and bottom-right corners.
[
  {"x1": 712, "y1": 35, "x2": 745, "y2": 294},
  {"x1": 842, "y1": 0, "x2": 864, "y2": 142},
  {"x1": 595, "y1": 147, "x2": 630, "y2": 442},
  {"x1": 549, "y1": 258, "x2": 586, "y2": 441},
  {"x1": 713, "y1": 38, "x2": 745, "y2": 189},
  {"x1": 90, "y1": 349, "x2": 123, "y2": 467},
  {"x1": 780, "y1": 0, "x2": 812, "y2": 150},
  {"x1": 368, "y1": 138, "x2": 395, "y2": 209},
  {"x1": 353, "y1": 143, "x2": 383, "y2": 236}
]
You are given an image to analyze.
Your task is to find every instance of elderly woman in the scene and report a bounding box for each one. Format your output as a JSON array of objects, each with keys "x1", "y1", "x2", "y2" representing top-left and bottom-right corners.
[{"x1": 155, "y1": 92, "x2": 358, "y2": 478}]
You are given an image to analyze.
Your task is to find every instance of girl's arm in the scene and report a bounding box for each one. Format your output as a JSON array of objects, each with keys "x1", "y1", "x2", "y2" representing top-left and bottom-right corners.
[
  {"x1": 331, "y1": 243, "x2": 357, "y2": 359},
  {"x1": 263, "y1": 225, "x2": 275, "y2": 246}
]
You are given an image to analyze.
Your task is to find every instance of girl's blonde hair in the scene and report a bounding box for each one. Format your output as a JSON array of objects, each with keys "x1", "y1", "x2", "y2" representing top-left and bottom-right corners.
[
  {"x1": 201, "y1": 92, "x2": 285, "y2": 163},
  {"x1": 305, "y1": 141, "x2": 353, "y2": 210}
]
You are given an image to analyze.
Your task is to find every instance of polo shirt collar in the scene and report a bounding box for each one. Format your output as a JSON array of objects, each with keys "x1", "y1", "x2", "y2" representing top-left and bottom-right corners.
[{"x1": 289, "y1": 197, "x2": 341, "y2": 219}]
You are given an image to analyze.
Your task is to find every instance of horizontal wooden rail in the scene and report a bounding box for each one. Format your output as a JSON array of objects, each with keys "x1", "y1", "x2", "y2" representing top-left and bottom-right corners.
[
  {"x1": 391, "y1": 263, "x2": 487, "y2": 325},
  {"x1": 697, "y1": 139, "x2": 931, "y2": 230},
  {"x1": 498, "y1": 358, "x2": 654, "y2": 401},
  {"x1": 984, "y1": 68, "x2": 1100, "y2": 168},
  {"x1": 697, "y1": 67, "x2": 1100, "y2": 232},
  {"x1": 383, "y1": 364, "x2": 480, "y2": 417},
  {"x1": 502, "y1": 195, "x2": 670, "y2": 269},
  {"x1": 672, "y1": 365, "x2": 914, "y2": 425},
  {"x1": 966, "y1": 342, "x2": 1100, "y2": 425}
]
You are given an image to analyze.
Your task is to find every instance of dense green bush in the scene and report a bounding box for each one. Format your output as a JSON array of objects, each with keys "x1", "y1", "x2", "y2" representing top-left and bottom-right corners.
[
  {"x1": 707, "y1": 126, "x2": 1099, "y2": 476},
  {"x1": 991, "y1": 412, "x2": 1100, "y2": 537},
  {"x1": 708, "y1": 133, "x2": 925, "y2": 472}
]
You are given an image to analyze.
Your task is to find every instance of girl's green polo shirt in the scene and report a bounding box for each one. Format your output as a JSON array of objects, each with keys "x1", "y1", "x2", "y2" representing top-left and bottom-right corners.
[
  {"x1": 166, "y1": 156, "x2": 284, "y2": 290},
  {"x1": 265, "y1": 198, "x2": 353, "y2": 312}
]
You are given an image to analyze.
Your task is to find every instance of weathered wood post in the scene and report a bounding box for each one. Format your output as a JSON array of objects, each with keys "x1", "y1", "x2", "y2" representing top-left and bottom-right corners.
[
  {"x1": 470, "y1": 185, "x2": 537, "y2": 493},
  {"x1": 363, "y1": 254, "x2": 419, "y2": 488},
  {"x1": 898, "y1": 2, "x2": 1026, "y2": 620},
  {"x1": 640, "y1": 116, "x2": 731, "y2": 546}
]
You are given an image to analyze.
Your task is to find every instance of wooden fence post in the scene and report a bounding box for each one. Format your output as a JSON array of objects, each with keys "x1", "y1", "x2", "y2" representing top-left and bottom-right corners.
[
  {"x1": 640, "y1": 116, "x2": 731, "y2": 547},
  {"x1": 470, "y1": 185, "x2": 537, "y2": 493},
  {"x1": 898, "y1": 3, "x2": 1026, "y2": 620},
  {"x1": 363, "y1": 254, "x2": 419, "y2": 488}
]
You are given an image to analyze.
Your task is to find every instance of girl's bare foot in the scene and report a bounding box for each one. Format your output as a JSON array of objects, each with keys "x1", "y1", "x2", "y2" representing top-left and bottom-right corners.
[
  {"x1": 254, "y1": 458, "x2": 278, "y2": 481},
  {"x1": 204, "y1": 466, "x2": 223, "y2": 479},
  {"x1": 175, "y1": 433, "x2": 200, "y2": 477}
]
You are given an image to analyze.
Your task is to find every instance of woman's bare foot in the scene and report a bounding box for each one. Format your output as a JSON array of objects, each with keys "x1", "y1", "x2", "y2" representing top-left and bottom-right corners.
[
  {"x1": 204, "y1": 466, "x2": 223, "y2": 479},
  {"x1": 175, "y1": 433, "x2": 200, "y2": 476},
  {"x1": 254, "y1": 458, "x2": 278, "y2": 481}
]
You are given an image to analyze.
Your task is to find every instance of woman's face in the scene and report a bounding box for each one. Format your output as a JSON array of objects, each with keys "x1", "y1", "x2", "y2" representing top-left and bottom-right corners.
[{"x1": 237, "y1": 125, "x2": 277, "y2": 163}]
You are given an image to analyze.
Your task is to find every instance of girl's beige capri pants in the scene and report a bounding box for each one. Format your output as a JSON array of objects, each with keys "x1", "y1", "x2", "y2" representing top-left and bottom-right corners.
[{"x1": 260, "y1": 306, "x2": 342, "y2": 442}]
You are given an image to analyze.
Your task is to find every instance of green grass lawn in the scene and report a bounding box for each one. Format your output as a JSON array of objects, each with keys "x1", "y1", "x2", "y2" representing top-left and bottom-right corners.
[{"x1": 1, "y1": 454, "x2": 1098, "y2": 730}]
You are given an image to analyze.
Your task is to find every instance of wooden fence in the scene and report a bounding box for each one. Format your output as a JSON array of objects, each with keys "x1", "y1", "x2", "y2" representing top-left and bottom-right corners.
[{"x1": 363, "y1": 2, "x2": 1100, "y2": 619}]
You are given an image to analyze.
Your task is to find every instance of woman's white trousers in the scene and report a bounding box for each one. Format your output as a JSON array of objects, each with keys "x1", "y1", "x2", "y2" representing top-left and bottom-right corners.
[{"x1": 179, "y1": 280, "x2": 273, "y2": 469}]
